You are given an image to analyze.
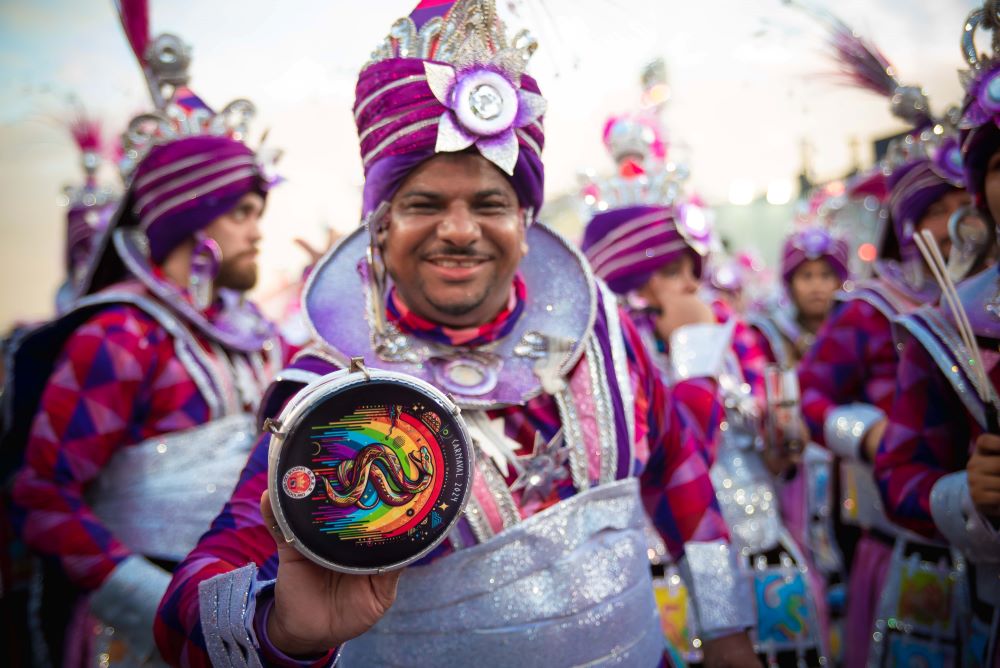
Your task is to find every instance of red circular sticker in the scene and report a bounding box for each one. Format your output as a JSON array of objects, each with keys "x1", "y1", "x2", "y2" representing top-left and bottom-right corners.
[{"x1": 282, "y1": 466, "x2": 316, "y2": 499}]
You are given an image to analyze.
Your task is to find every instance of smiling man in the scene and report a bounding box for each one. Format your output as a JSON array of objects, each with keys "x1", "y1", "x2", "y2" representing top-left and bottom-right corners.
[
  {"x1": 153, "y1": 1, "x2": 758, "y2": 667},
  {"x1": 4, "y1": 27, "x2": 283, "y2": 666}
]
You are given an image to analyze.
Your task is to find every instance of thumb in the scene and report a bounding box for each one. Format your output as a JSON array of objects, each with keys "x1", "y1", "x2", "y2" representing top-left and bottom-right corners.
[{"x1": 260, "y1": 490, "x2": 301, "y2": 560}]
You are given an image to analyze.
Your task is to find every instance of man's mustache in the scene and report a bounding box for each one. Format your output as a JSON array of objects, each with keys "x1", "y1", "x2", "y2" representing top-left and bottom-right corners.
[{"x1": 422, "y1": 246, "x2": 493, "y2": 260}]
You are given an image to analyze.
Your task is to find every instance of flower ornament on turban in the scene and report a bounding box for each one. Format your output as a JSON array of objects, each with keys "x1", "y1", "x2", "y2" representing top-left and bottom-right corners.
[
  {"x1": 355, "y1": 0, "x2": 547, "y2": 216},
  {"x1": 424, "y1": 36, "x2": 546, "y2": 175}
]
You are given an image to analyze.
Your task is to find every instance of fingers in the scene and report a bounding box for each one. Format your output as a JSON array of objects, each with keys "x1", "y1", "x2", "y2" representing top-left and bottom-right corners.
[
  {"x1": 260, "y1": 489, "x2": 280, "y2": 539},
  {"x1": 975, "y1": 433, "x2": 1000, "y2": 455},
  {"x1": 970, "y1": 450, "x2": 1000, "y2": 477}
]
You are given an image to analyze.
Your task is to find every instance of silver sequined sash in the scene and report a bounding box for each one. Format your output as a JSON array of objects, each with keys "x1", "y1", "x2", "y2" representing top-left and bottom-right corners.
[
  {"x1": 340, "y1": 478, "x2": 663, "y2": 667},
  {"x1": 87, "y1": 414, "x2": 257, "y2": 562}
]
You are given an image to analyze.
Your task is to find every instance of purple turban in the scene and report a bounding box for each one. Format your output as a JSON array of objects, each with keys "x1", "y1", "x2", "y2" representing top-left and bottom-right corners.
[
  {"x1": 353, "y1": 1, "x2": 546, "y2": 219},
  {"x1": 886, "y1": 159, "x2": 963, "y2": 256},
  {"x1": 780, "y1": 227, "x2": 850, "y2": 284},
  {"x1": 129, "y1": 135, "x2": 268, "y2": 263},
  {"x1": 580, "y1": 205, "x2": 705, "y2": 295}
]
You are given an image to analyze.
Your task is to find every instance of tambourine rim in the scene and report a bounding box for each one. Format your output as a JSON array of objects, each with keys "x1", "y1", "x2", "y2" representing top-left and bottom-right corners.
[{"x1": 267, "y1": 367, "x2": 475, "y2": 574}]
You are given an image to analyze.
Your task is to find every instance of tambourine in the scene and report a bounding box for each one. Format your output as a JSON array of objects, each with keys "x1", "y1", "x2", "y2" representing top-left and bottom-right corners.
[{"x1": 266, "y1": 360, "x2": 474, "y2": 573}]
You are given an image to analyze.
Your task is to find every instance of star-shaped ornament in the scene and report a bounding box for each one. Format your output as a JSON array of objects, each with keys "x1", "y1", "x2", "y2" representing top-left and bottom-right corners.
[
  {"x1": 511, "y1": 428, "x2": 568, "y2": 504},
  {"x1": 469, "y1": 416, "x2": 524, "y2": 477}
]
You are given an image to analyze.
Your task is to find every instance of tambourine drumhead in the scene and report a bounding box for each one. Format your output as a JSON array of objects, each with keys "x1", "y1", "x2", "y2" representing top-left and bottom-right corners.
[{"x1": 267, "y1": 368, "x2": 474, "y2": 573}]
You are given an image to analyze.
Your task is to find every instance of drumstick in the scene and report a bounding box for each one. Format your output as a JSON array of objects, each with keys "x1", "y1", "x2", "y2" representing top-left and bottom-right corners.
[
  {"x1": 917, "y1": 231, "x2": 990, "y2": 395},
  {"x1": 914, "y1": 230, "x2": 998, "y2": 432}
]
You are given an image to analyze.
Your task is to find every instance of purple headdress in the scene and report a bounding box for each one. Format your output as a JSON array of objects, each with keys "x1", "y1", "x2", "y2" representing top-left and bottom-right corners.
[
  {"x1": 579, "y1": 83, "x2": 711, "y2": 295},
  {"x1": 355, "y1": 0, "x2": 546, "y2": 218},
  {"x1": 793, "y1": 2, "x2": 966, "y2": 262},
  {"x1": 85, "y1": 0, "x2": 278, "y2": 292},
  {"x1": 780, "y1": 227, "x2": 850, "y2": 285},
  {"x1": 61, "y1": 107, "x2": 118, "y2": 290},
  {"x1": 958, "y1": 1, "x2": 1000, "y2": 210}
]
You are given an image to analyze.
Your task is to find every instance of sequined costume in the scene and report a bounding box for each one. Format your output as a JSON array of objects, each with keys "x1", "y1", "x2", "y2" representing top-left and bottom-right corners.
[
  {"x1": 744, "y1": 225, "x2": 851, "y2": 662},
  {"x1": 153, "y1": 2, "x2": 750, "y2": 666},
  {"x1": 790, "y1": 63, "x2": 970, "y2": 668},
  {"x1": 578, "y1": 111, "x2": 825, "y2": 662},
  {"x1": 877, "y1": 286, "x2": 998, "y2": 666},
  {"x1": 4, "y1": 11, "x2": 283, "y2": 665},
  {"x1": 641, "y1": 277, "x2": 827, "y2": 667},
  {"x1": 876, "y1": 6, "x2": 1000, "y2": 664}
]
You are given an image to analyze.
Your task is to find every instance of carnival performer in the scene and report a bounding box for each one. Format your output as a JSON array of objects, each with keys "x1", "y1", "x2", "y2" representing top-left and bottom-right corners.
[
  {"x1": 56, "y1": 108, "x2": 119, "y2": 315},
  {"x1": 790, "y1": 13, "x2": 973, "y2": 666},
  {"x1": 581, "y1": 117, "x2": 826, "y2": 665},
  {"x1": 876, "y1": 3, "x2": 1000, "y2": 665},
  {"x1": 745, "y1": 222, "x2": 849, "y2": 661},
  {"x1": 0, "y1": 103, "x2": 119, "y2": 668},
  {"x1": 5, "y1": 5, "x2": 284, "y2": 664},
  {"x1": 153, "y1": 1, "x2": 760, "y2": 666}
]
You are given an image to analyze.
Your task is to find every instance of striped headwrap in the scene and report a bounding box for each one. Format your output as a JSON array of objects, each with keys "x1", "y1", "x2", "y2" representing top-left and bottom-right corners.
[
  {"x1": 354, "y1": 0, "x2": 546, "y2": 217},
  {"x1": 129, "y1": 132, "x2": 266, "y2": 264},
  {"x1": 580, "y1": 205, "x2": 705, "y2": 295}
]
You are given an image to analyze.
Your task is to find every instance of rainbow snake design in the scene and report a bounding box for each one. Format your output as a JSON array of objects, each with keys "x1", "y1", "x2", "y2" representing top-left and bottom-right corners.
[{"x1": 323, "y1": 444, "x2": 434, "y2": 509}]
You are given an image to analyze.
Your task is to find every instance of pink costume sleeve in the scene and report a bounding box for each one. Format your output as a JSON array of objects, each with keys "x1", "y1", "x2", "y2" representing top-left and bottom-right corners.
[{"x1": 11, "y1": 305, "x2": 206, "y2": 590}]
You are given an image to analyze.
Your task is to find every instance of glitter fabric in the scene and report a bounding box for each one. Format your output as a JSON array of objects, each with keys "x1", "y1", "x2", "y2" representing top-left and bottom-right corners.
[
  {"x1": 198, "y1": 564, "x2": 264, "y2": 668},
  {"x1": 704, "y1": 349, "x2": 827, "y2": 659},
  {"x1": 338, "y1": 479, "x2": 663, "y2": 667},
  {"x1": 88, "y1": 414, "x2": 257, "y2": 561},
  {"x1": 89, "y1": 555, "x2": 173, "y2": 663},
  {"x1": 709, "y1": 436, "x2": 781, "y2": 555},
  {"x1": 680, "y1": 541, "x2": 754, "y2": 637},
  {"x1": 668, "y1": 322, "x2": 734, "y2": 382},
  {"x1": 931, "y1": 472, "x2": 1000, "y2": 565},
  {"x1": 823, "y1": 403, "x2": 885, "y2": 461}
]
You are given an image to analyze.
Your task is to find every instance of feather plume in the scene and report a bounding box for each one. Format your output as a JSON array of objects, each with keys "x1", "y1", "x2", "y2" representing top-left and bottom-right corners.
[
  {"x1": 786, "y1": 0, "x2": 930, "y2": 126},
  {"x1": 114, "y1": 0, "x2": 150, "y2": 64},
  {"x1": 67, "y1": 105, "x2": 102, "y2": 154}
]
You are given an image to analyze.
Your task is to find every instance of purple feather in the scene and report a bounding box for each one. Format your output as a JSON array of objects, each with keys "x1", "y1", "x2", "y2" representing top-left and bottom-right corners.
[{"x1": 787, "y1": 1, "x2": 898, "y2": 96}]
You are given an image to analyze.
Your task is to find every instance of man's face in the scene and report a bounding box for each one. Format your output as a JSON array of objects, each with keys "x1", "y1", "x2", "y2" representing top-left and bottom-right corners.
[
  {"x1": 789, "y1": 258, "x2": 839, "y2": 320},
  {"x1": 984, "y1": 150, "x2": 1000, "y2": 226},
  {"x1": 382, "y1": 153, "x2": 527, "y2": 328},
  {"x1": 916, "y1": 189, "x2": 971, "y2": 259},
  {"x1": 203, "y1": 192, "x2": 265, "y2": 292},
  {"x1": 638, "y1": 253, "x2": 699, "y2": 310}
]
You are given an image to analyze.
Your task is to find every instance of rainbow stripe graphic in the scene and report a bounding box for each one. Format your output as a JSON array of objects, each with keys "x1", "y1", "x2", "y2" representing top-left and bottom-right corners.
[{"x1": 307, "y1": 405, "x2": 446, "y2": 541}]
